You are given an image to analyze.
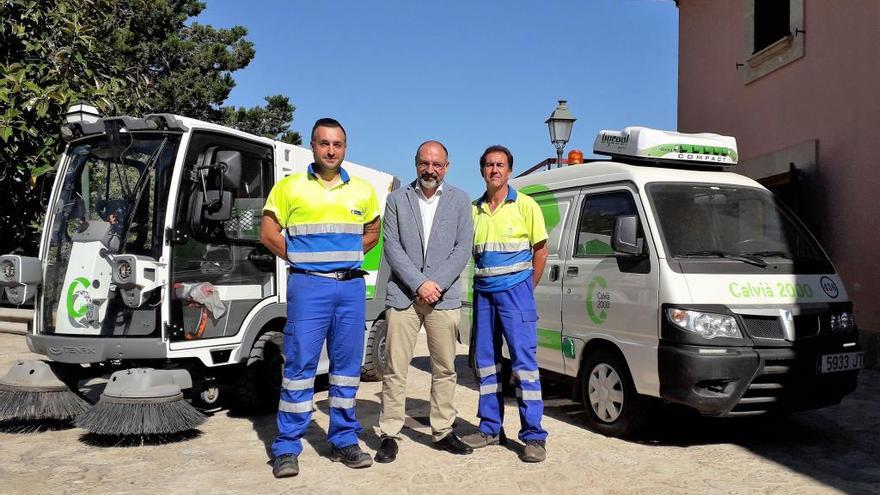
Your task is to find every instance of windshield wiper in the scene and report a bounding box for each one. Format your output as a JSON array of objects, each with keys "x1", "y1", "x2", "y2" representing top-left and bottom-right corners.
[
  {"x1": 678, "y1": 250, "x2": 768, "y2": 268},
  {"x1": 744, "y1": 250, "x2": 792, "y2": 260}
]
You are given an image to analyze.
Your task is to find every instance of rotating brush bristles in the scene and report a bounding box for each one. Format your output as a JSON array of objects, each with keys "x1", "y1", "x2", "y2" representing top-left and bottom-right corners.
[{"x1": 0, "y1": 360, "x2": 90, "y2": 424}]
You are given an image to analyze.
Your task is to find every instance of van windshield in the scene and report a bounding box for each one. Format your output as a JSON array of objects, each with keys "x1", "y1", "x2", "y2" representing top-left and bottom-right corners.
[{"x1": 646, "y1": 183, "x2": 833, "y2": 273}]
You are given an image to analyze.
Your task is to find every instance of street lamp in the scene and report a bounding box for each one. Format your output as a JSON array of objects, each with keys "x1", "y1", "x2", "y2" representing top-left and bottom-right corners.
[
  {"x1": 545, "y1": 100, "x2": 576, "y2": 168},
  {"x1": 63, "y1": 102, "x2": 101, "y2": 124}
]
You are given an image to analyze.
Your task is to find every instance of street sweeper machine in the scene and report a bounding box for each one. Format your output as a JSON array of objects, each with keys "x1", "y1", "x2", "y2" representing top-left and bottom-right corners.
[{"x1": 0, "y1": 110, "x2": 397, "y2": 436}]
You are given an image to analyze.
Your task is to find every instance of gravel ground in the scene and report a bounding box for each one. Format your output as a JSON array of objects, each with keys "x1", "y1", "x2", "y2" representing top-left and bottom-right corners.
[{"x1": 0, "y1": 331, "x2": 877, "y2": 495}]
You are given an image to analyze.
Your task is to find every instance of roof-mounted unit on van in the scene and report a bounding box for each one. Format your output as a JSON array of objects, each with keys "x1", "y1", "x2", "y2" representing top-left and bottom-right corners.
[{"x1": 593, "y1": 126, "x2": 738, "y2": 169}]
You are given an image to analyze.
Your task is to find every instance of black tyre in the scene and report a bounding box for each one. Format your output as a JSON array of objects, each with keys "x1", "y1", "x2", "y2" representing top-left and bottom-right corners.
[
  {"x1": 228, "y1": 330, "x2": 283, "y2": 414},
  {"x1": 360, "y1": 317, "x2": 387, "y2": 382},
  {"x1": 580, "y1": 348, "x2": 647, "y2": 438}
]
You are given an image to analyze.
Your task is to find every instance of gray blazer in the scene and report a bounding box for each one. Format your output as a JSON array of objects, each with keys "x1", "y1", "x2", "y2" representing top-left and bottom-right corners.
[{"x1": 382, "y1": 180, "x2": 474, "y2": 310}]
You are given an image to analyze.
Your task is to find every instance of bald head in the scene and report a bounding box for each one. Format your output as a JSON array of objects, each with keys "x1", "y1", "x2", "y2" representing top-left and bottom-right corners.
[
  {"x1": 415, "y1": 140, "x2": 449, "y2": 163},
  {"x1": 414, "y1": 140, "x2": 449, "y2": 193}
]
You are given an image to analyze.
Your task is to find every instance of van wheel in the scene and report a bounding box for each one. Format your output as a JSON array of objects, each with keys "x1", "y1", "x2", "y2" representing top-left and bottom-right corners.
[
  {"x1": 229, "y1": 330, "x2": 283, "y2": 414},
  {"x1": 361, "y1": 317, "x2": 387, "y2": 382},
  {"x1": 580, "y1": 348, "x2": 646, "y2": 438}
]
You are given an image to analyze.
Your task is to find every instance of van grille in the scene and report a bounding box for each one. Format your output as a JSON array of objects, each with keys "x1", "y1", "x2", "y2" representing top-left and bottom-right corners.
[
  {"x1": 741, "y1": 316, "x2": 783, "y2": 339},
  {"x1": 727, "y1": 349, "x2": 793, "y2": 416},
  {"x1": 741, "y1": 313, "x2": 826, "y2": 341}
]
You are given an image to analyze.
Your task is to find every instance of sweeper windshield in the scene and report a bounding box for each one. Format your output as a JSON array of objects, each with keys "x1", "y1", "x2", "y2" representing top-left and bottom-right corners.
[{"x1": 41, "y1": 133, "x2": 182, "y2": 336}]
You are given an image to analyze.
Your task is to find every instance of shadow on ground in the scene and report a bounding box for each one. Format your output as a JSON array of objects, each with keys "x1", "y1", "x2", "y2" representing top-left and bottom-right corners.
[
  {"x1": 414, "y1": 351, "x2": 880, "y2": 493},
  {"x1": 538, "y1": 368, "x2": 880, "y2": 495}
]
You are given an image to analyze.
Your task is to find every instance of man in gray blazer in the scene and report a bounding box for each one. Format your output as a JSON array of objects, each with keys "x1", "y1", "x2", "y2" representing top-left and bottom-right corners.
[{"x1": 374, "y1": 140, "x2": 475, "y2": 463}]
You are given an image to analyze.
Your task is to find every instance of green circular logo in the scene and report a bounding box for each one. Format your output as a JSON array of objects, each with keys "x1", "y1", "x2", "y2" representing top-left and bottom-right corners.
[
  {"x1": 586, "y1": 275, "x2": 609, "y2": 324},
  {"x1": 66, "y1": 277, "x2": 91, "y2": 318}
]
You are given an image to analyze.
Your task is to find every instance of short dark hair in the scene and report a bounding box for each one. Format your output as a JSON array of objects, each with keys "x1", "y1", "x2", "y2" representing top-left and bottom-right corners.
[
  {"x1": 311, "y1": 118, "x2": 347, "y2": 142},
  {"x1": 479, "y1": 145, "x2": 513, "y2": 170},
  {"x1": 414, "y1": 140, "x2": 449, "y2": 163}
]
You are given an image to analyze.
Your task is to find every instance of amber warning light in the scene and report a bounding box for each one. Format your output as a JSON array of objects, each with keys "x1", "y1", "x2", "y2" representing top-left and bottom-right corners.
[{"x1": 567, "y1": 149, "x2": 584, "y2": 165}]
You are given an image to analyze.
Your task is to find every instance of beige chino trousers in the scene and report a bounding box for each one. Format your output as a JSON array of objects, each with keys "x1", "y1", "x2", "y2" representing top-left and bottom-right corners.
[{"x1": 378, "y1": 301, "x2": 460, "y2": 442}]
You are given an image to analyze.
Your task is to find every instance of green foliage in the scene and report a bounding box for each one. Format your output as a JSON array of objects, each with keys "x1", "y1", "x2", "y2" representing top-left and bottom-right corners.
[
  {"x1": 223, "y1": 95, "x2": 302, "y2": 145},
  {"x1": 0, "y1": 0, "x2": 299, "y2": 255}
]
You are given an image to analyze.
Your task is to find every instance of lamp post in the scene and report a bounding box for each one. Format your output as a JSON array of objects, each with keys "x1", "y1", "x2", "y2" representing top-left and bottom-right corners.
[
  {"x1": 545, "y1": 100, "x2": 576, "y2": 169},
  {"x1": 63, "y1": 102, "x2": 101, "y2": 124}
]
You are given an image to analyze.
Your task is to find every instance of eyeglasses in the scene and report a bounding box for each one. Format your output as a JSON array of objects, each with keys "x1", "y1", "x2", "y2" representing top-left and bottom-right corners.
[{"x1": 417, "y1": 161, "x2": 447, "y2": 170}]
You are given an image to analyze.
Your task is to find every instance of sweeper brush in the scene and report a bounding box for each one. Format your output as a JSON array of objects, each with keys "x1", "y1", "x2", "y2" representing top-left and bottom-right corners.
[
  {"x1": 0, "y1": 360, "x2": 90, "y2": 422},
  {"x1": 75, "y1": 368, "x2": 205, "y2": 436}
]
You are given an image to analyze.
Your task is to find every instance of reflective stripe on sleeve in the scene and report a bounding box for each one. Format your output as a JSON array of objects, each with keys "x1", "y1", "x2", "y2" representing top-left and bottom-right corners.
[
  {"x1": 281, "y1": 377, "x2": 315, "y2": 391},
  {"x1": 474, "y1": 261, "x2": 533, "y2": 277},
  {"x1": 278, "y1": 399, "x2": 312, "y2": 413}
]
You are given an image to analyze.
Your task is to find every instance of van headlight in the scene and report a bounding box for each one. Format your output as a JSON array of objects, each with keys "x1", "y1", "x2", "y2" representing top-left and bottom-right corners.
[
  {"x1": 666, "y1": 308, "x2": 742, "y2": 339},
  {"x1": 829, "y1": 311, "x2": 855, "y2": 333}
]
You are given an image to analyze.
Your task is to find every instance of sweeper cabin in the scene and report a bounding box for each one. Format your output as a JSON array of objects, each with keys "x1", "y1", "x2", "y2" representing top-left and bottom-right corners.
[{"x1": 0, "y1": 106, "x2": 396, "y2": 436}]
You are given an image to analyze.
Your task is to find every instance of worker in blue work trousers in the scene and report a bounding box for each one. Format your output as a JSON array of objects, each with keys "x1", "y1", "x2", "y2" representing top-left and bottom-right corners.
[
  {"x1": 260, "y1": 118, "x2": 381, "y2": 478},
  {"x1": 461, "y1": 144, "x2": 549, "y2": 463}
]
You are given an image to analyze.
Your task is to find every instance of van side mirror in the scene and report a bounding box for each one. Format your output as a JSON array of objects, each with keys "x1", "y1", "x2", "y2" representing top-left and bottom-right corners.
[{"x1": 612, "y1": 215, "x2": 643, "y2": 255}]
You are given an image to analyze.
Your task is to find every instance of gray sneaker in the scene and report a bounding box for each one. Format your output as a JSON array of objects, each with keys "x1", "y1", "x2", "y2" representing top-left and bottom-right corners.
[
  {"x1": 461, "y1": 430, "x2": 507, "y2": 449},
  {"x1": 521, "y1": 439, "x2": 546, "y2": 463},
  {"x1": 272, "y1": 454, "x2": 299, "y2": 478}
]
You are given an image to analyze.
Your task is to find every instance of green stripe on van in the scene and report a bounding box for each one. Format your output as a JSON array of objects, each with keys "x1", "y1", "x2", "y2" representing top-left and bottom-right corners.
[{"x1": 537, "y1": 327, "x2": 561, "y2": 351}]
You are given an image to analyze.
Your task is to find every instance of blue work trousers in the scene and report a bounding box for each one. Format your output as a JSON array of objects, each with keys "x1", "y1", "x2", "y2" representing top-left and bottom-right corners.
[
  {"x1": 473, "y1": 277, "x2": 548, "y2": 442},
  {"x1": 271, "y1": 272, "x2": 366, "y2": 457}
]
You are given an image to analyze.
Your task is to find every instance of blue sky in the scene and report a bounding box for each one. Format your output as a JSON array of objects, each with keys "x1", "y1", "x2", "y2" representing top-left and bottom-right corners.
[{"x1": 198, "y1": 0, "x2": 679, "y2": 197}]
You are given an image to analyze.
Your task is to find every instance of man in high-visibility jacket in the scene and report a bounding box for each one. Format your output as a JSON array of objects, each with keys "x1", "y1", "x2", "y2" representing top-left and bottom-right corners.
[
  {"x1": 261, "y1": 118, "x2": 381, "y2": 478},
  {"x1": 462, "y1": 144, "x2": 549, "y2": 463}
]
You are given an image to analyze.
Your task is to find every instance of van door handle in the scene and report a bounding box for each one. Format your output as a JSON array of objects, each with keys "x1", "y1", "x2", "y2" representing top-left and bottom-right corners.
[
  {"x1": 566, "y1": 266, "x2": 579, "y2": 277},
  {"x1": 549, "y1": 265, "x2": 559, "y2": 282}
]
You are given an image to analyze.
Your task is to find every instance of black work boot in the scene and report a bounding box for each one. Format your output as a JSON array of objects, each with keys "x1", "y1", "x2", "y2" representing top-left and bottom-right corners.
[
  {"x1": 374, "y1": 436, "x2": 398, "y2": 463},
  {"x1": 331, "y1": 443, "x2": 373, "y2": 468},
  {"x1": 272, "y1": 453, "x2": 299, "y2": 478}
]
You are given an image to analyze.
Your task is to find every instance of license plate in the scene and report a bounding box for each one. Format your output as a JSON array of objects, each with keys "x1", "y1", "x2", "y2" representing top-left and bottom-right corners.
[{"x1": 818, "y1": 352, "x2": 864, "y2": 374}]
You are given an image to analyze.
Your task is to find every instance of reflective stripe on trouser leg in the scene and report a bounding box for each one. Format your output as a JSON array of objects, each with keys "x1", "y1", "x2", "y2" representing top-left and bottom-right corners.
[
  {"x1": 325, "y1": 276, "x2": 366, "y2": 449},
  {"x1": 473, "y1": 288, "x2": 505, "y2": 436},
  {"x1": 495, "y1": 278, "x2": 548, "y2": 442},
  {"x1": 272, "y1": 273, "x2": 334, "y2": 457}
]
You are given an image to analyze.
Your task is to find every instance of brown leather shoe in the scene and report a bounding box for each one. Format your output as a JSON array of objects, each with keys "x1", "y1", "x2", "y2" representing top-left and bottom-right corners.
[
  {"x1": 461, "y1": 429, "x2": 507, "y2": 449},
  {"x1": 521, "y1": 439, "x2": 546, "y2": 463}
]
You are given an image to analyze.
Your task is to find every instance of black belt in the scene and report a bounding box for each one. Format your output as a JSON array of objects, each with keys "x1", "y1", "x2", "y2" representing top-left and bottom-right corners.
[{"x1": 290, "y1": 268, "x2": 368, "y2": 281}]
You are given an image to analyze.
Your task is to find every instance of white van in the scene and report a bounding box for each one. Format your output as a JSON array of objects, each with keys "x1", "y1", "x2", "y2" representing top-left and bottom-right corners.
[{"x1": 459, "y1": 127, "x2": 863, "y2": 437}]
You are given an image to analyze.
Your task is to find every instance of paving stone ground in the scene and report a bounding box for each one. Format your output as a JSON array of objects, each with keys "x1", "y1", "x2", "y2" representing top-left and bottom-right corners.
[{"x1": 0, "y1": 331, "x2": 878, "y2": 495}]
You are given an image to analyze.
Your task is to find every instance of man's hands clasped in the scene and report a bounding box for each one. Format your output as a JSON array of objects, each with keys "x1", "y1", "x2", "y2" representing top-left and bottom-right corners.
[{"x1": 416, "y1": 280, "x2": 442, "y2": 305}]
